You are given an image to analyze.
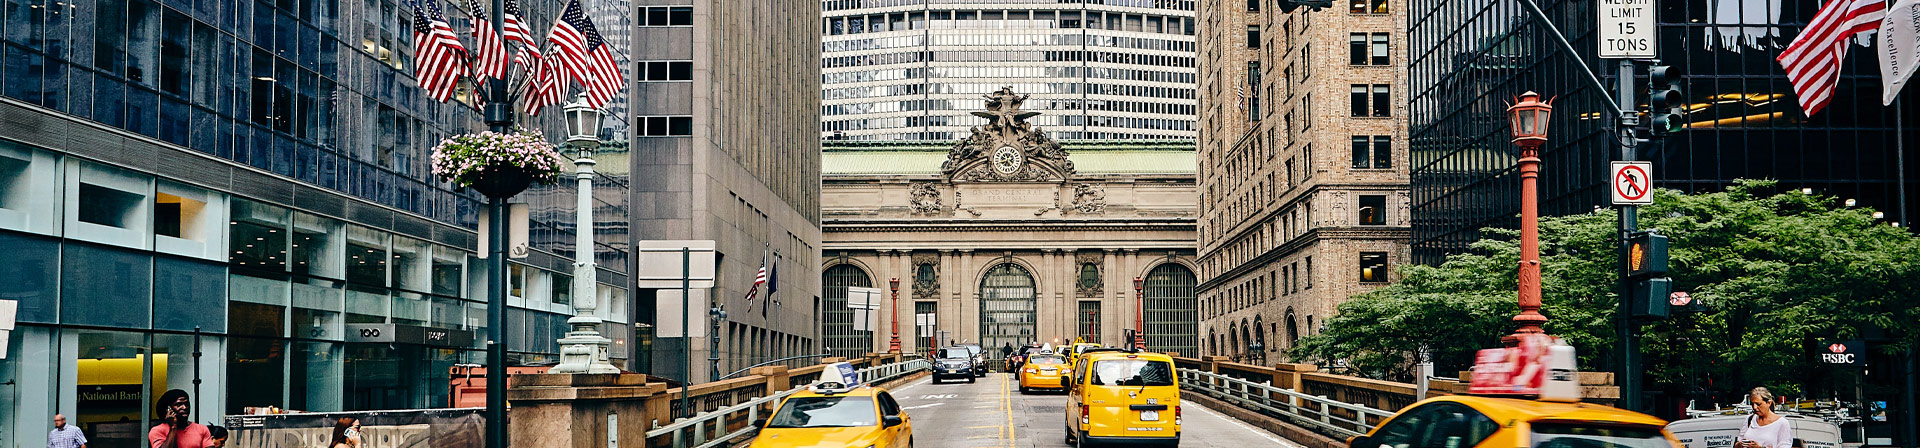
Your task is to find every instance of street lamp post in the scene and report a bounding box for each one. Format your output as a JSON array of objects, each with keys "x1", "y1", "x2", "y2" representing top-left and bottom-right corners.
[
  {"x1": 550, "y1": 95, "x2": 618, "y2": 374},
  {"x1": 1132, "y1": 277, "x2": 1146, "y2": 350},
  {"x1": 1505, "y1": 92, "x2": 1554, "y2": 339},
  {"x1": 888, "y1": 278, "x2": 902, "y2": 353}
]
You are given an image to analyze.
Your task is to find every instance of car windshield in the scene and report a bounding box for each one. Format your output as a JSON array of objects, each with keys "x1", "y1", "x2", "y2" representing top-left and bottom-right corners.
[
  {"x1": 766, "y1": 396, "x2": 877, "y2": 428},
  {"x1": 938, "y1": 348, "x2": 970, "y2": 359},
  {"x1": 1530, "y1": 423, "x2": 1671, "y2": 448},
  {"x1": 1089, "y1": 359, "x2": 1175, "y2": 386},
  {"x1": 1029, "y1": 356, "x2": 1066, "y2": 365}
]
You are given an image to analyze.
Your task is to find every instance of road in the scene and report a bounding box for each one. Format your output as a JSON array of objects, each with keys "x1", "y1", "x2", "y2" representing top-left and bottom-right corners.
[{"x1": 887, "y1": 372, "x2": 1308, "y2": 448}]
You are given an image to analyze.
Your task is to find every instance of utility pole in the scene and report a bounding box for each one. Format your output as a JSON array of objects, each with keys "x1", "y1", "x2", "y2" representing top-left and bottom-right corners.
[{"x1": 1614, "y1": 58, "x2": 1644, "y2": 413}]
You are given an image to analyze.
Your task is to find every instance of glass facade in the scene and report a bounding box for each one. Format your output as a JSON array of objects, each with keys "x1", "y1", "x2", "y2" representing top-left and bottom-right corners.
[
  {"x1": 1408, "y1": 0, "x2": 1919, "y2": 264},
  {"x1": 0, "y1": 1, "x2": 636, "y2": 446},
  {"x1": 821, "y1": 0, "x2": 1198, "y2": 141}
]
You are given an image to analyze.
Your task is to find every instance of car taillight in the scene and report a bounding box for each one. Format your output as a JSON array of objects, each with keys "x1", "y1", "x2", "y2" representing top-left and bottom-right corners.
[
  {"x1": 1080, "y1": 404, "x2": 1090, "y2": 424},
  {"x1": 1175, "y1": 405, "x2": 1182, "y2": 424}
]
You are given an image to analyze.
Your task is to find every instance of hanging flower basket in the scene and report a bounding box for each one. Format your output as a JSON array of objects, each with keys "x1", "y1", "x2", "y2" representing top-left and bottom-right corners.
[{"x1": 430, "y1": 129, "x2": 567, "y2": 199}]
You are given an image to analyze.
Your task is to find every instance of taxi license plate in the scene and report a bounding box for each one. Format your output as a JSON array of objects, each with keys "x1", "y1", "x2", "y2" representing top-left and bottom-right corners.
[
  {"x1": 1139, "y1": 410, "x2": 1159, "y2": 421},
  {"x1": 1041, "y1": 368, "x2": 1056, "y2": 373}
]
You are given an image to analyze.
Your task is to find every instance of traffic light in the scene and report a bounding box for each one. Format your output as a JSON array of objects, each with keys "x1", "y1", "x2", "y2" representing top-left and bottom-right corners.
[
  {"x1": 1626, "y1": 230, "x2": 1669, "y2": 279},
  {"x1": 1630, "y1": 277, "x2": 1672, "y2": 319},
  {"x1": 1648, "y1": 65, "x2": 1685, "y2": 134},
  {"x1": 1277, "y1": 0, "x2": 1332, "y2": 13}
]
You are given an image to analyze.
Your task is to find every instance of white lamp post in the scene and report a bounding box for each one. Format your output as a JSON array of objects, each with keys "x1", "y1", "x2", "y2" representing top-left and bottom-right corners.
[{"x1": 551, "y1": 94, "x2": 619, "y2": 374}]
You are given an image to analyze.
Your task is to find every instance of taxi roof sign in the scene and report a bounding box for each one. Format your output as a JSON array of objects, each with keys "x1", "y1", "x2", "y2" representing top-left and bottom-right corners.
[{"x1": 814, "y1": 361, "x2": 862, "y2": 392}]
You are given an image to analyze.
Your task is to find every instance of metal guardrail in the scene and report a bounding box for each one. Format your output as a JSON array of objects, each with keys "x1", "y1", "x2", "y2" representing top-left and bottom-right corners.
[
  {"x1": 1178, "y1": 368, "x2": 1397, "y2": 439},
  {"x1": 645, "y1": 358, "x2": 932, "y2": 448}
]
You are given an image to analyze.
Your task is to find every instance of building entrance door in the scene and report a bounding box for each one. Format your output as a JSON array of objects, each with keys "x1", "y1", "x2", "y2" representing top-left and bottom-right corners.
[{"x1": 978, "y1": 263, "x2": 1036, "y2": 354}]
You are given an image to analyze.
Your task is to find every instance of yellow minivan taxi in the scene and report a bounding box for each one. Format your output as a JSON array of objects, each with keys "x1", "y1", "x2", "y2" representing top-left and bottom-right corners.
[
  {"x1": 750, "y1": 383, "x2": 912, "y2": 448},
  {"x1": 1064, "y1": 349, "x2": 1180, "y2": 447},
  {"x1": 1018, "y1": 353, "x2": 1070, "y2": 393},
  {"x1": 1348, "y1": 396, "x2": 1684, "y2": 448}
]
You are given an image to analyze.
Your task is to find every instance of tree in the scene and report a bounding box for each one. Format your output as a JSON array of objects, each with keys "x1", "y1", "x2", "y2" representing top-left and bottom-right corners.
[{"x1": 1292, "y1": 181, "x2": 1920, "y2": 397}]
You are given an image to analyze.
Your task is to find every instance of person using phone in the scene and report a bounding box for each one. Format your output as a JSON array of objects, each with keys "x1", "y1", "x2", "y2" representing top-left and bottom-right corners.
[
  {"x1": 1736, "y1": 387, "x2": 1793, "y2": 448},
  {"x1": 147, "y1": 389, "x2": 214, "y2": 448},
  {"x1": 329, "y1": 418, "x2": 362, "y2": 448}
]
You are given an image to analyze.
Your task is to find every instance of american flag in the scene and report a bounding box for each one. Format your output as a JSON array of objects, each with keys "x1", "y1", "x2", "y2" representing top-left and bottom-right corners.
[
  {"x1": 465, "y1": 0, "x2": 505, "y2": 82},
  {"x1": 501, "y1": 0, "x2": 535, "y2": 46},
  {"x1": 1776, "y1": 0, "x2": 1886, "y2": 116},
  {"x1": 544, "y1": 0, "x2": 595, "y2": 97},
  {"x1": 574, "y1": 5, "x2": 625, "y2": 109},
  {"x1": 411, "y1": 0, "x2": 470, "y2": 103},
  {"x1": 522, "y1": 47, "x2": 563, "y2": 116},
  {"x1": 743, "y1": 256, "x2": 769, "y2": 308}
]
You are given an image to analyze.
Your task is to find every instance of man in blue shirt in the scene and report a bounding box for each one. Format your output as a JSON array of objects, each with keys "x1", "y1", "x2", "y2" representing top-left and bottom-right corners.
[{"x1": 48, "y1": 414, "x2": 87, "y2": 448}]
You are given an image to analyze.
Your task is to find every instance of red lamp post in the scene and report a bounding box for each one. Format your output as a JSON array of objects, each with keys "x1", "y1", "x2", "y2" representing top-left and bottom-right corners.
[
  {"x1": 1506, "y1": 92, "x2": 1554, "y2": 339},
  {"x1": 888, "y1": 277, "x2": 902, "y2": 353},
  {"x1": 1132, "y1": 276, "x2": 1146, "y2": 350}
]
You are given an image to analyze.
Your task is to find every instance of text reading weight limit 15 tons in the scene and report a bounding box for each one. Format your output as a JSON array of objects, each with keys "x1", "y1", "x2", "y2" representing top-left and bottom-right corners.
[{"x1": 1599, "y1": 0, "x2": 1657, "y2": 59}]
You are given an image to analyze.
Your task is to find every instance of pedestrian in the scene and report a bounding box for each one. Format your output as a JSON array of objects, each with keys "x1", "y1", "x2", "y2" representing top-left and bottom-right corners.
[
  {"x1": 329, "y1": 418, "x2": 362, "y2": 448},
  {"x1": 1736, "y1": 387, "x2": 1793, "y2": 448},
  {"x1": 205, "y1": 426, "x2": 228, "y2": 447},
  {"x1": 147, "y1": 389, "x2": 213, "y2": 448},
  {"x1": 1001, "y1": 342, "x2": 1014, "y2": 358},
  {"x1": 48, "y1": 413, "x2": 87, "y2": 448}
]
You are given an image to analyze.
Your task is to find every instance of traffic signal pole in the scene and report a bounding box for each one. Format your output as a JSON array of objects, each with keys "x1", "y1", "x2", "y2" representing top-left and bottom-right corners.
[{"x1": 1614, "y1": 59, "x2": 1644, "y2": 413}]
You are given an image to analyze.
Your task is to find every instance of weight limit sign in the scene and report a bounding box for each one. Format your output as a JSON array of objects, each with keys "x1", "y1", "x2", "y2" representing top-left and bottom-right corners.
[{"x1": 1611, "y1": 162, "x2": 1653, "y2": 205}]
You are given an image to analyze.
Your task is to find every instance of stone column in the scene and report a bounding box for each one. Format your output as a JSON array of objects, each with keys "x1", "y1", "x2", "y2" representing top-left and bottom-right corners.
[
  {"x1": 1102, "y1": 249, "x2": 1119, "y2": 344},
  {"x1": 958, "y1": 249, "x2": 976, "y2": 344},
  {"x1": 939, "y1": 249, "x2": 956, "y2": 348},
  {"x1": 508, "y1": 373, "x2": 665, "y2": 448},
  {"x1": 1039, "y1": 249, "x2": 1058, "y2": 343},
  {"x1": 875, "y1": 249, "x2": 894, "y2": 351},
  {"x1": 897, "y1": 250, "x2": 914, "y2": 352}
]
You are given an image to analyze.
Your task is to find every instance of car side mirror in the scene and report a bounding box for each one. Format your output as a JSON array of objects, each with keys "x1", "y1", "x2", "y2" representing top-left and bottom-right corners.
[
  {"x1": 755, "y1": 417, "x2": 769, "y2": 428},
  {"x1": 882, "y1": 415, "x2": 904, "y2": 428}
]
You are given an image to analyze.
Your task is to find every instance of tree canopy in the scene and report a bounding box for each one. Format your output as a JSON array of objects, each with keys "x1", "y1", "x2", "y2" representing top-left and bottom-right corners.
[{"x1": 1291, "y1": 180, "x2": 1920, "y2": 397}]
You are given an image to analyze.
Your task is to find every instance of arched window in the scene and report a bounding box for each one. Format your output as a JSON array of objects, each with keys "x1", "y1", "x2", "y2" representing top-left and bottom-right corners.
[
  {"x1": 1253, "y1": 315, "x2": 1267, "y2": 363},
  {"x1": 1143, "y1": 263, "x2": 1198, "y2": 356},
  {"x1": 1285, "y1": 309, "x2": 1300, "y2": 350},
  {"x1": 979, "y1": 263, "x2": 1036, "y2": 351},
  {"x1": 823, "y1": 264, "x2": 873, "y2": 359}
]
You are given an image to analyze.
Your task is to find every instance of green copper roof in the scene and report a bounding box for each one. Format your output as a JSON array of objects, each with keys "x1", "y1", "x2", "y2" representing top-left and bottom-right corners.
[{"x1": 822, "y1": 139, "x2": 1196, "y2": 176}]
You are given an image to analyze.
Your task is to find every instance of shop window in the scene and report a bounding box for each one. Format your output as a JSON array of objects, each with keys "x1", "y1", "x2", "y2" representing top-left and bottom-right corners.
[
  {"x1": 346, "y1": 226, "x2": 388, "y2": 287},
  {"x1": 153, "y1": 257, "x2": 227, "y2": 332},
  {"x1": 1360, "y1": 195, "x2": 1386, "y2": 224},
  {"x1": 1360, "y1": 252, "x2": 1388, "y2": 282},
  {"x1": 553, "y1": 271, "x2": 573, "y2": 307},
  {"x1": 0, "y1": 142, "x2": 62, "y2": 234},
  {"x1": 431, "y1": 246, "x2": 464, "y2": 297},
  {"x1": 292, "y1": 212, "x2": 345, "y2": 279},
  {"x1": 230, "y1": 199, "x2": 289, "y2": 273},
  {"x1": 293, "y1": 277, "x2": 344, "y2": 340},
  {"x1": 63, "y1": 243, "x2": 153, "y2": 328},
  {"x1": 392, "y1": 236, "x2": 431, "y2": 293},
  {"x1": 0, "y1": 232, "x2": 58, "y2": 323}
]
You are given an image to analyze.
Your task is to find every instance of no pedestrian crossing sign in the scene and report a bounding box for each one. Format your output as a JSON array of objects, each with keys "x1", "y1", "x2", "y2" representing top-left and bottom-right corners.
[
  {"x1": 1598, "y1": 0, "x2": 1657, "y2": 59},
  {"x1": 1611, "y1": 162, "x2": 1653, "y2": 205}
]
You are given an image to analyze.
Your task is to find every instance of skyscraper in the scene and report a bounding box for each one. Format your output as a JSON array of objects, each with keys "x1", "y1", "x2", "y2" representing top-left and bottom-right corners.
[{"x1": 821, "y1": 0, "x2": 1199, "y2": 141}]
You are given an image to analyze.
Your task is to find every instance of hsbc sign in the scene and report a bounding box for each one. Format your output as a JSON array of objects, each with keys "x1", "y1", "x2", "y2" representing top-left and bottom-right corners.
[{"x1": 1818, "y1": 340, "x2": 1865, "y2": 366}]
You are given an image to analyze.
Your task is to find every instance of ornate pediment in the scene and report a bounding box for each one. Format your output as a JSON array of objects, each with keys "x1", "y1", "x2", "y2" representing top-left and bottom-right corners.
[{"x1": 940, "y1": 87, "x2": 1076, "y2": 182}]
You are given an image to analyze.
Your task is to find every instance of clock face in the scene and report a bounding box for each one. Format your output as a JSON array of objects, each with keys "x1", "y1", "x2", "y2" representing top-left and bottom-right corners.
[{"x1": 992, "y1": 146, "x2": 1024, "y2": 175}]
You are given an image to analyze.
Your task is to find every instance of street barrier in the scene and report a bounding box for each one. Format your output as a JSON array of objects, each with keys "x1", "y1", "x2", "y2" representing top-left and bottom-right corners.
[
  {"x1": 644, "y1": 357, "x2": 931, "y2": 448},
  {"x1": 1178, "y1": 367, "x2": 1397, "y2": 439}
]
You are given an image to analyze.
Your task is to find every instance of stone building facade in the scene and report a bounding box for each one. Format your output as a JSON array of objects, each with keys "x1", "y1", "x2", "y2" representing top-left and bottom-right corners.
[
  {"x1": 822, "y1": 89, "x2": 1200, "y2": 357},
  {"x1": 628, "y1": 0, "x2": 824, "y2": 381},
  {"x1": 1194, "y1": 0, "x2": 1411, "y2": 364}
]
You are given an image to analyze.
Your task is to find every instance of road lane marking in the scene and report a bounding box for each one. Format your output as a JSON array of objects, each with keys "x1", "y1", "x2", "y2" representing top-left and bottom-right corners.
[
  {"x1": 1184, "y1": 400, "x2": 1305, "y2": 448},
  {"x1": 902, "y1": 403, "x2": 944, "y2": 410},
  {"x1": 894, "y1": 379, "x2": 931, "y2": 393},
  {"x1": 1002, "y1": 373, "x2": 1015, "y2": 448},
  {"x1": 920, "y1": 394, "x2": 959, "y2": 399}
]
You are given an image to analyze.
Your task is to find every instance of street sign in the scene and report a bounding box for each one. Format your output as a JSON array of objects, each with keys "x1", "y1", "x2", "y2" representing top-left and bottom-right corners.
[
  {"x1": 1597, "y1": 0, "x2": 1657, "y2": 59},
  {"x1": 1669, "y1": 291, "x2": 1691, "y2": 306},
  {"x1": 1819, "y1": 340, "x2": 1866, "y2": 366},
  {"x1": 1611, "y1": 162, "x2": 1654, "y2": 205},
  {"x1": 655, "y1": 289, "x2": 709, "y2": 337},
  {"x1": 636, "y1": 240, "x2": 717, "y2": 288}
]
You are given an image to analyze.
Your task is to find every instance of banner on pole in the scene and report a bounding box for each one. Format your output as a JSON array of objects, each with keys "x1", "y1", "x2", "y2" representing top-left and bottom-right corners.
[{"x1": 1881, "y1": 0, "x2": 1920, "y2": 105}]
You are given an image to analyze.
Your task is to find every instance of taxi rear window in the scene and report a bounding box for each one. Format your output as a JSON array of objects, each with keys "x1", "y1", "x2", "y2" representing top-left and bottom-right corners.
[
  {"x1": 1029, "y1": 356, "x2": 1066, "y2": 365},
  {"x1": 1531, "y1": 423, "x2": 1670, "y2": 448},
  {"x1": 767, "y1": 396, "x2": 877, "y2": 428},
  {"x1": 1088, "y1": 359, "x2": 1174, "y2": 386}
]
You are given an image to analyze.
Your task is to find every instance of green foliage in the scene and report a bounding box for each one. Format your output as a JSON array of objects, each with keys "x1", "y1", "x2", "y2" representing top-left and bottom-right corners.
[{"x1": 1291, "y1": 180, "x2": 1920, "y2": 395}]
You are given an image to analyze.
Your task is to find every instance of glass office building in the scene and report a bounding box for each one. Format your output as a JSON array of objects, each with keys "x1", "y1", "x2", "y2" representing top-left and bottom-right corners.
[
  {"x1": 0, "y1": 1, "x2": 633, "y2": 446},
  {"x1": 1408, "y1": 0, "x2": 1918, "y2": 264},
  {"x1": 821, "y1": 0, "x2": 1199, "y2": 141}
]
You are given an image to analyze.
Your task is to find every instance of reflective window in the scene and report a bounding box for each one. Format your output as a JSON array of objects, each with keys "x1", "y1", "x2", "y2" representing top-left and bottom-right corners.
[{"x1": 1360, "y1": 252, "x2": 1388, "y2": 282}]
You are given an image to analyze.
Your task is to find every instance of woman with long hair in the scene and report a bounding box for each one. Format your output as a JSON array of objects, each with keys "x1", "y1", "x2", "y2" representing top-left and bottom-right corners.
[
  {"x1": 329, "y1": 418, "x2": 361, "y2": 448},
  {"x1": 1736, "y1": 387, "x2": 1794, "y2": 448}
]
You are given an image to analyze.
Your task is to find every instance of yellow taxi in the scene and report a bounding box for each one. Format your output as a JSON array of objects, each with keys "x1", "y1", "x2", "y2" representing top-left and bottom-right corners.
[
  {"x1": 1347, "y1": 396, "x2": 1684, "y2": 448},
  {"x1": 1017, "y1": 353, "x2": 1070, "y2": 394},
  {"x1": 750, "y1": 382, "x2": 912, "y2": 448},
  {"x1": 1064, "y1": 349, "x2": 1180, "y2": 447}
]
